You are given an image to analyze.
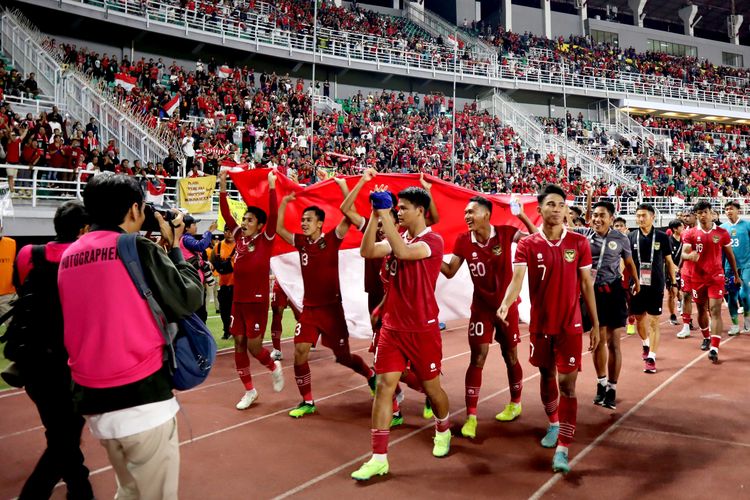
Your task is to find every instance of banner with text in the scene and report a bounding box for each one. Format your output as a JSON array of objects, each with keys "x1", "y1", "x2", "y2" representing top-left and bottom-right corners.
[{"x1": 178, "y1": 176, "x2": 217, "y2": 214}]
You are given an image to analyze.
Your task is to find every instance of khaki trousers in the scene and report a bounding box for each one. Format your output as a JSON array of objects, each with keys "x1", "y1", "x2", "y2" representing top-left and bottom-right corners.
[{"x1": 100, "y1": 417, "x2": 179, "y2": 500}]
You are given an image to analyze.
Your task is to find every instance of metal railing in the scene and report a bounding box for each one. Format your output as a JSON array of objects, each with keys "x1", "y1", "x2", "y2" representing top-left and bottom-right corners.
[
  {"x1": 0, "y1": 9, "x2": 179, "y2": 165},
  {"x1": 25, "y1": 0, "x2": 750, "y2": 111}
]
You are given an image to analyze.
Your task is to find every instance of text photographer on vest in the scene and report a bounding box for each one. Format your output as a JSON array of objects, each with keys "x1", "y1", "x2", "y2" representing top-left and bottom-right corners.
[{"x1": 58, "y1": 173, "x2": 203, "y2": 499}]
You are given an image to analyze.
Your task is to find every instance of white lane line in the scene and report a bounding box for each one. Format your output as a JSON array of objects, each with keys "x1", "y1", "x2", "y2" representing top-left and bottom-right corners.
[
  {"x1": 0, "y1": 425, "x2": 44, "y2": 441},
  {"x1": 528, "y1": 336, "x2": 736, "y2": 500},
  {"x1": 618, "y1": 425, "x2": 750, "y2": 449},
  {"x1": 271, "y1": 331, "x2": 624, "y2": 499}
]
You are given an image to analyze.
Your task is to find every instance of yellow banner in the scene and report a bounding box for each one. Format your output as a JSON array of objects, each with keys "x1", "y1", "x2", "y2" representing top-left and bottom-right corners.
[
  {"x1": 178, "y1": 175, "x2": 216, "y2": 214},
  {"x1": 217, "y1": 196, "x2": 247, "y2": 231}
]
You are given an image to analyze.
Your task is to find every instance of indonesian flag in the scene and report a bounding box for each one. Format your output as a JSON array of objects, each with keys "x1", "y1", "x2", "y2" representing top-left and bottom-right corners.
[
  {"x1": 230, "y1": 169, "x2": 539, "y2": 339},
  {"x1": 163, "y1": 95, "x2": 180, "y2": 117},
  {"x1": 114, "y1": 73, "x2": 137, "y2": 92},
  {"x1": 217, "y1": 65, "x2": 232, "y2": 79}
]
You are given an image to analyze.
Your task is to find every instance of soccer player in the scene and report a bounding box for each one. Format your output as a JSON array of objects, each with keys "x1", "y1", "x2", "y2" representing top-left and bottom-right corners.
[
  {"x1": 499, "y1": 184, "x2": 599, "y2": 474},
  {"x1": 629, "y1": 204, "x2": 677, "y2": 374},
  {"x1": 613, "y1": 217, "x2": 637, "y2": 336},
  {"x1": 440, "y1": 195, "x2": 536, "y2": 438},
  {"x1": 667, "y1": 219, "x2": 685, "y2": 326},
  {"x1": 682, "y1": 201, "x2": 741, "y2": 363},
  {"x1": 269, "y1": 276, "x2": 300, "y2": 360},
  {"x1": 352, "y1": 186, "x2": 450, "y2": 481},
  {"x1": 574, "y1": 201, "x2": 639, "y2": 410},
  {"x1": 677, "y1": 209, "x2": 698, "y2": 338},
  {"x1": 277, "y1": 193, "x2": 376, "y2": 418},
  {"x1": 219, "y1": 171, "x2": 285, "y2": 410},
  {"x1": 722, "y1": 200, "x2": 750, "y2": 335}
]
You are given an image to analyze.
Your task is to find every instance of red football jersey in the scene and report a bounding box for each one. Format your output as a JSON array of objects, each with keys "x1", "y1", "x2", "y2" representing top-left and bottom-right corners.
[
  {"x1": 382, "y1": 228, "x2": 444, "y2": 333},
  {"x1": 231, "y1": 228, "x2": 274, "y2": 303},
  {"x1": 294, "y1": 232, "x2": 344, "y2": 307},
  {"x1": 680, "y1": 226, "x2": 695, "y2": 278},
  {"x1": 360, "y1": 218, "x2": 384, "y2": 294},
  {"x1": 453, "y1": 225, "x2": 517, "y2": 312},
  {"x1": 514, "y1": 229, "x2": 592, "y2": 335},
  {"x1": 682, "y1": 225, "x2": 731, "y2": 280}
]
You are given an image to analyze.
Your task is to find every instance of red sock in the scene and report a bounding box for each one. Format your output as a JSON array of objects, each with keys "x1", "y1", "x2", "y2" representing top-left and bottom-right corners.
[
  {"x1": 343, "y1": 354, "x2": 374, "y2": 379},
  {"x1": 558, "y1": 395, "x2": 577, "y2": 447},
  {"x1": 371, "y1": 429, "x2": 389, "y2": 454},
  {"x1": 435, "y1": 414, "x2": 451, "y2": 433},
  {"x1": 401, "y1": 369, "x2": 423, "y2": 393},
  {"x1": 628, "y1": 315, "x2": 635, "y2": 325},
  {"x1": 541, "y1": 377, "x2": 559, "y2": 423},
  {"x1": 392, "y1": 392, "x2": 400, "y2": 413},
  {"x1": 465, "y1": 365, "x2": 482, "y2": 416},
  {"x1": 294, "y1": 362, "x2": 313, "y2": 401},
  {"x1": 710, "y1": 335, "x2": 721, "y2": 349},
  {"x1": 235, "y1": 352, "x2": 254, "y2": 390},
  {"x1": 270, "y1": 309, "x2": 283, "y2": 339},
  {"x1": 254, "y1": 347, "x2": 276, "y2": 371},
  {"x1": 701, "y1": 328, "x2": 710, "y2": 339},
  {"x1": 508, "y1": 361, "x2": 523, "y2": 403},
  {"x1": 682, "y1": 313, "x2": 692, "y2": 325},
  {"x1": 271, "y1": 329, "x2": 282, "y2": 351}
]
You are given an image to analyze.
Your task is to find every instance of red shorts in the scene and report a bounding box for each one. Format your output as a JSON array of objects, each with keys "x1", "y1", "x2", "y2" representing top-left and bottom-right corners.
[
  {"x1": 294, "y1": 303, "x2": 349, "y2": 348},
  {"x1": 692, "y1": 275, "x2": 725, "y2": 302},
  {"x1": 681, "y1": 274, "x2": 692, "y2": 294},
  {"x1": 231, "y1": 301, "x2": 268, "y2": 338},
  {"x1": 469, "y1": 305, "x2": 520, "y2": 349},
  {"x1": 374, "y1": 326, "x2": 442, "y2": 381},
  {"x1": 271, "y1": 282, "x2": 290, "y2": 309},
  {"x1": 529, "y1": 332, "x2": 582, "y2": 374}
]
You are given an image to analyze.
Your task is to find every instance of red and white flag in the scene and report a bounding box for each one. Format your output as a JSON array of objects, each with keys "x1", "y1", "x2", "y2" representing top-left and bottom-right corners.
[
  {"x1": 114, "y1": 73, "x2": 137, "y2": 92},
  {"x1": 217, "y1": 65, "x2": 232, "y2": 79},
  {"x1": 163, "y1": 95, "x2": 180, "y2": 117},
  {"x1": 230, "y1": 169, "x2": 539, "y2": 339}
]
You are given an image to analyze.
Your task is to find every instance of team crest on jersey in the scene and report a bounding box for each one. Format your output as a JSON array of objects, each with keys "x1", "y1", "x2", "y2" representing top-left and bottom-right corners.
[
  {"x1": 712, "y1": 235, "x2": 720, "y2": 244},
  {"x1": 654, "y1": 242, "x2": 661, "y2": 250},
  {"x1": 248, "y1": 243, "x2": 255, "y2": 252},
  {"x1": 564, "y1": 249, "x2": 576, "y2": 262},
  {"x1": 608, "y1": 241, "x2": 617, "y2": 250},
  {"x1": 732, "y1": 229, "x2": 737, "y2": 236},
  {"x1": 492, "y1": 244, "x2": 502, "y2": 255},
  {"x1": 319, "y1": 239, "x2": 327, "y2": 249}
]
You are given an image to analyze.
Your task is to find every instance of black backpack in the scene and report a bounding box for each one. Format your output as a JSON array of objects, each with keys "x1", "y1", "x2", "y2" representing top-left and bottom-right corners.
[
  {"x1": 211, "y1": 241, "x2": 235, "y2": 275},
  {"x1": 0, "y1": 245, "x2": 65, "y2": 370}
]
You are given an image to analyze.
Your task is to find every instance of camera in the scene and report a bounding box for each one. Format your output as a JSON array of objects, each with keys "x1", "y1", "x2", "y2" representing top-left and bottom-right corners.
[
  {"x1": 201, "y1": 261, "x2": 216, "y2": 287},
  {"x1": 142, "y1": 202, "x2": 177, "y2": 232}
]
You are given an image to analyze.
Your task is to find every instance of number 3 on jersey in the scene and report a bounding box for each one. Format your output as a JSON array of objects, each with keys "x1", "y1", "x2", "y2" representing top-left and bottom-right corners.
[
  {"x1": 469, "y1": 322, "x2": 484, "y2": 337},
  {"x1": 301, "y1": 253, "x2": 309, "y2": 266}
]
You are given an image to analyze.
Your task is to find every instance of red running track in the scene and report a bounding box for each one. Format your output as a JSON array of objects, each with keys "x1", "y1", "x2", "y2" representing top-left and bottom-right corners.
[{"x1": 0, "y1": 311, "x2": 748, "y2": 499}]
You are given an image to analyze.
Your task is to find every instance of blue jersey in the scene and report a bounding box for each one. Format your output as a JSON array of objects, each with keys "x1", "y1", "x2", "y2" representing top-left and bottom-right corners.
[{"x1": 722, "y1": 219, "x2": 750, "y2": 270}]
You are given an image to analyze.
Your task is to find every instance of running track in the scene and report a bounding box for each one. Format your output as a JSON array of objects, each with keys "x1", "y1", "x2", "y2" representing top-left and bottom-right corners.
[{"x1": 1, "y1": 308, "x2": 748, "y2": 499}]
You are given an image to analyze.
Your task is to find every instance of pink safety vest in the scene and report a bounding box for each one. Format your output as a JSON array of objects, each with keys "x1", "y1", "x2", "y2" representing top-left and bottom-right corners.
[{"x1": 58, "y1": 231, "x2": 165, "y2": 389}]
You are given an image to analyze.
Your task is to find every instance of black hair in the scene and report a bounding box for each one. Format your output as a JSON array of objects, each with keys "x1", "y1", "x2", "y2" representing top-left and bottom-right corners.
[
  {"x1": 82, "y1": 173, "x2": 143, "y2": 227},
  {"x1": 536, "y1": 184, "x2": 566, "y2": 205},
  {"x1": 398, "y1": 186, "x2": 431, "y2": 212},
  {"x1": 303, "y1": 205, "x2": 326, "y2": 222},
  {"x1": 613, "y1": 217, "x2": 627, "y2": 226},
  {"x1": 245, "y1": 206, "x2": 267, "y2": 225},
  {"x1": 469, "y1": 195, "x2": 493, "y2": 214},
  {"x1": 593, "y1": 201, "x2": 616, "y2": 216},
  {"x1": 569, "y1": 206, "x2": 583, "y2": 217},
  {"x1": 54, "y1": 200, "x2": 89, "y2": 242},
  {"x1": 693, "y1": 200, "x2": 712, "y2": 213},
  {"x1": 668, "y1": 219, "x2": 684, "y2": 231},
  {"x1": 636, "y1": 203, "x2": 655, "y2": 215},
  {"x1": 725, "y1": 200, "x2": 741, "y2": 210}
]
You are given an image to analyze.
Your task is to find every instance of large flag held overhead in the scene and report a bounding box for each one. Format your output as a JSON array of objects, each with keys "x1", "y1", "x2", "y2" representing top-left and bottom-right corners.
[{"x1": 229, "y1": 169, "x2": 541, "y2": 339}]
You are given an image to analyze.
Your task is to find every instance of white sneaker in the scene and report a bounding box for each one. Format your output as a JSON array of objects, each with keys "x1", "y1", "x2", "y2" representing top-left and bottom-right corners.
[
  {"x1": 236, "y1": 389, "x2": 258, "y2": 410},
  {"x1": 677, "y1": 324, "x2": 691, "y2": 339},
  {"x1": 271, "y1": 360, "x2": 284, "y2": 392},
  {"x1": 729, "y1": 324, "x2": 740, "y2": 336},
  {"x1": 271, "y1": 349, "x2": 283, "y2": 361},
  {"x1": 743, "y1": 317, "x2": 750, "y2": 332}
]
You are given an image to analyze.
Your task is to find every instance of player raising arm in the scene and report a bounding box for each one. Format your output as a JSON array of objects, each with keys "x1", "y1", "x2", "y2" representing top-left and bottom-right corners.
[{"x1": 498, "y1": 184, "x2": 599, "y2": 475}]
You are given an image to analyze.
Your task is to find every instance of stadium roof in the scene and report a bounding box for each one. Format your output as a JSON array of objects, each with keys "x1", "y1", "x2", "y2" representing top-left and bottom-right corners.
[{"x1": 553, "y1": 0, "x2": 750, "y2": 43}]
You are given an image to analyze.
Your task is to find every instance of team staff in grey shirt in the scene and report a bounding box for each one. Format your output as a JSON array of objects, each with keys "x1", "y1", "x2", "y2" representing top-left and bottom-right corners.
[{"x1": 575, "y1": 202, "x2": 640, "y2": 410}]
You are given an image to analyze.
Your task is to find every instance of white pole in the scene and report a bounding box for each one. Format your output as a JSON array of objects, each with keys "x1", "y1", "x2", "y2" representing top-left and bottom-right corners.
[
  {"x1": 451, "y1": 30, "x2": 457, "y2": 180},
  {"x1": 311, "y1": 0, "x2": 317, "y2": 169}
]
